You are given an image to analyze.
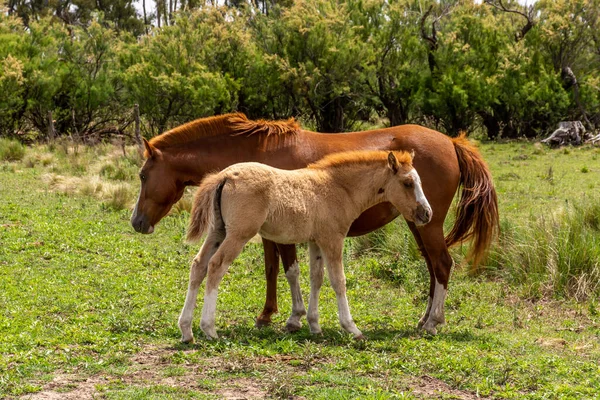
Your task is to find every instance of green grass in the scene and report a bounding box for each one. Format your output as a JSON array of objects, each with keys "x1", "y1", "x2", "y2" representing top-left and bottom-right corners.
[{"x1": 0, "y1": 141, "x2": 599, "y2": 398}]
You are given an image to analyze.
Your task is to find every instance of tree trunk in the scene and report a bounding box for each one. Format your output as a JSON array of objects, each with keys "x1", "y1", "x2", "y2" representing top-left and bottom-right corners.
[
  {"x1": 318, "y1": 98, "x2": 345, "y2": 133},
  {"x1": 47, "y1": 111, "x2": 55, "y2": 142},
  {"x1": 143, "y1": 0, "x2": 148, "y2": 34},
  {"x1": 133, "y1": 104, "x2": 143, "y2": 157}
]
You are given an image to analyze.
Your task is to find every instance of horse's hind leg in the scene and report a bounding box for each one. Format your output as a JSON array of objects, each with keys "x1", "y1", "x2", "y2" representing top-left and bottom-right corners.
[
  {"x1": 307, "y1": 242, "x2": 325, "y2": 335},
  {"x1": 200, "y1": 234, "x2": 251, "y2": 339},
  {"x1": 256, "y1": 238, "x2": 280, "y2": 328},
  {"x1": 406, "y1": 220, "x2": 435, "y2": 329},
  {"x1": 280, "y1": 244, "x2": 306, "y2": 332},
  {"x1": 417, "y1": 222, "x2": 454, "y2": 335},
  {"x1": 179, "y1": 228, "x2": 225, "y2": 343},
  {"x1": 320, "y1": 239, "x2": 364, "y2": 340}
]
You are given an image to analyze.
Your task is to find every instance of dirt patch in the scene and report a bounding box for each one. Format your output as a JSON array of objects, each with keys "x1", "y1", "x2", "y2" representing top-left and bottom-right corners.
[
  {"x1": 19, "y1": 345, "x2": 277, "y2": 399},
  {"x1": 410, "y1": 375, "x2": 484, "y2": 400},
  {"x1": 19, "y1": 374, "x2": 109, "y2": 400}
]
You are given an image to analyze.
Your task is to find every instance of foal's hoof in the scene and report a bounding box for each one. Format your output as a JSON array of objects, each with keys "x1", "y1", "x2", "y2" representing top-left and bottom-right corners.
[
  {"x1": 354, "y1": 333, "x2": 367, "y2": 341},
  {"x1": 180, "y1": 335, "x2": 194, "y2": 344},
  {"x1": 285, "y1": 321, "x2": 302, "y2": 333}
]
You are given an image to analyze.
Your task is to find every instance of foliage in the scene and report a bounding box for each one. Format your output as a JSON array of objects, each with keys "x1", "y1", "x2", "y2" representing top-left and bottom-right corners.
[
  {"x1": 0, "y1": 138, "x2": 25, "y2": 161},
  {"x1": 1, "y1": 0, "x2": 599, "y2": 138}
]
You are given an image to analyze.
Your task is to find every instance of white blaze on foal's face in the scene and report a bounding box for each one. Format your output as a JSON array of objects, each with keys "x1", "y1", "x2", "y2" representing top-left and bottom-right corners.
[{"x1": 386, "y1": 152, "x2": 432, "y2": 226}]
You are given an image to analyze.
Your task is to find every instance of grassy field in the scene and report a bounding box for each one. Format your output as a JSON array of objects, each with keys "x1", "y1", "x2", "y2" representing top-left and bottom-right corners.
[{"x1": 0, "y1": 139, "x2": 599, "y2": 399}]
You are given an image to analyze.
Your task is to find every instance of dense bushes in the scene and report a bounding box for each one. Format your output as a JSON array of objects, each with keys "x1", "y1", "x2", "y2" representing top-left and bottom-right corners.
[{"x1": 0, "y1": 0, "x2": 598, "y2": 139}]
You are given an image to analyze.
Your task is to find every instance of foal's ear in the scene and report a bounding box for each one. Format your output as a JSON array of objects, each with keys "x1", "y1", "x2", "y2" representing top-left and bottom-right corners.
[
  {"x1": 143, "y1": 138, "x2": 155, "y2": 158},
  {"x1": 387, "y1": 152, "x2": 399, "y2": 174},
  {"x1": 410, "y1": 149, "x2": 415, "y2": 160}
]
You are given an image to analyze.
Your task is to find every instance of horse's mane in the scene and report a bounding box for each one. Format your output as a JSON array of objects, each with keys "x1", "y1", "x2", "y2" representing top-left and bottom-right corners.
[
  {"x1": 308, "y1": 150, "x2": 413, "y2": 169},
  {"x1": 148, "y1": 113, "x2": 300, "y2": 150}
]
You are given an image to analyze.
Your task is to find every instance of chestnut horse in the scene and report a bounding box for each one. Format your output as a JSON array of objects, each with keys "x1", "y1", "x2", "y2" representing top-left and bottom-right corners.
[
  {"x1": 181, "y1": 150, "x2": 431, "y2": 341},
  {"x1": 131, "y1": 113, "x2": 498, "y2": 335}
]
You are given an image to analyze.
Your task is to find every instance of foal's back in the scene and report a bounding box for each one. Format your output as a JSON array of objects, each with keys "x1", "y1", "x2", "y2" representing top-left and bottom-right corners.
[{"x1": 217, "y1": 162, "x2": 330, "y2": 244}]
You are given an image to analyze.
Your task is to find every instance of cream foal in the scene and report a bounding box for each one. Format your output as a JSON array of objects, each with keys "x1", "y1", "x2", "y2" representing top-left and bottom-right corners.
[{"x1": 179, "y1": 150, "x2": 432, "y2": 342}]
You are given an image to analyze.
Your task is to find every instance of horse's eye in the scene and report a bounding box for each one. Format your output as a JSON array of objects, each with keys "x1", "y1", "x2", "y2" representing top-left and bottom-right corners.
[
  {"x1": 140, "y1": 173, "x2": 146, "y2": 182},
  {"x1": 403, "y1": 181, "x2": 414, "y2": 189}
]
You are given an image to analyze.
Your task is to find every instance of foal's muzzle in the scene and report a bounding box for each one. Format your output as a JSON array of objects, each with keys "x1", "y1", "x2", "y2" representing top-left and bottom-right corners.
[{"x1": 414, "y1": 203, "x2": 432, "y2": 226}]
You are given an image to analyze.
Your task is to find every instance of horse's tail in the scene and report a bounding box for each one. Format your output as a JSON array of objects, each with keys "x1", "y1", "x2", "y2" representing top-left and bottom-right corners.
[
  {"x1": 187, "y1": 174, "x2": 227, "y2": 243},
  {"x1": 445, "y1": 133, "x2": 499, "y2": 270}
]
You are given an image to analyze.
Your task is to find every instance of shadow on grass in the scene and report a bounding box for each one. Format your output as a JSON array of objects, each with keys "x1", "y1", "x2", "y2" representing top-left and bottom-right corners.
[{"x1": 168, "y1": 322, "x2": 499, "y2": 354}]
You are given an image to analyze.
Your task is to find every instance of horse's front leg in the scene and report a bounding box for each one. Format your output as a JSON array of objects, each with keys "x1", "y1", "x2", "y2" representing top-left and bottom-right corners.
[
  {"x1": 201, "y1": 235, "x2": 249, "y2": 340},
  {"x1": 418, "y1": 223, "x2": 453, "y2": 335},
  {"x1": 405, "y1": 221, "x2": 435, "y2": 329},
  {"x1": 320, "y1": 240, "x2": 364, "y2": 340},
  {"x1": 179, "y1": 229, "x2": 223, "y2": 343},
  {"x1": 256, "y1": 238, "x2": 280, "y2": 328},
  {"x1": 280, "y1": 244, "x2": 306, "y2": 332}
]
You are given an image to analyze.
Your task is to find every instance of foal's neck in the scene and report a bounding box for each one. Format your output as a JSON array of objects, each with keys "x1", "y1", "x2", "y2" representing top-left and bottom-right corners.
[{"x1": 324, "y1": 163, "x2": 389, "y2": 213}]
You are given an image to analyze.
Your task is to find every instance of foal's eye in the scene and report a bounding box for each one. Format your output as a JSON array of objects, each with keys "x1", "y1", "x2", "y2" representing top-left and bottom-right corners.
[{"x1": 403, "y1": 181, "x2": 414, "y2": 189}]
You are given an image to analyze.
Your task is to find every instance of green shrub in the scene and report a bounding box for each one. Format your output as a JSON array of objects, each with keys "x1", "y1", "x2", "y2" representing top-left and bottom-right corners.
[
  {"x1": 487, "y1": 199, "x2": 600, "y2": 300},
  {"x1": 0, "y1": 138, "x2": 25, "y2": 161}
]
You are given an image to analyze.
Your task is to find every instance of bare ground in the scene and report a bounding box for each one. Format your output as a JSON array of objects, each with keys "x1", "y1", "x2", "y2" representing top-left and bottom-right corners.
[{"x1": 19, "y1": 345, "x2": 485, "y2": 399}]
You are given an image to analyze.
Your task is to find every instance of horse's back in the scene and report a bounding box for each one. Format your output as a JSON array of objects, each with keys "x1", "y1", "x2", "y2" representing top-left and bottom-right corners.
[{"x1": 303, "y1": 125, "x2": 460, "y2": 227}]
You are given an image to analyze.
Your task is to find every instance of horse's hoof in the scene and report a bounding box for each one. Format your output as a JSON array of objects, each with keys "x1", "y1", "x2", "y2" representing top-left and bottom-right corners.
[{"x1": 255, "y1": 318, "x2": 271, "y2": 329}]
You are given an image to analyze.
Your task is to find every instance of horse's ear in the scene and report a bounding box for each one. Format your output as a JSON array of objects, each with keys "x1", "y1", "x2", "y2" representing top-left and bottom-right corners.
[
  {"x1": 387, "y1": 152, "x2": 399, "y2": 174},
  {"x1": 143, "y1": 138, "x2": 155, "y2": 158}
]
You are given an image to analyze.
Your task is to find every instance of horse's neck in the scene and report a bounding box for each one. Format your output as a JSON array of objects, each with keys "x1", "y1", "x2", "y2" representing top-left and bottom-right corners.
[{"x1": 164, "y1": 134, "x2": 300, "y2": 185}]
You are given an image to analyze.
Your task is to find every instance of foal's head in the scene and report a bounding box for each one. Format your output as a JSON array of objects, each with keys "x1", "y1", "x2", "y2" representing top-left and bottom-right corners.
[
  {"x1": 384, "y1": 151, "x2": 432, "y2": 226},
  {"x1": 131, "y1": 139, "x2": 186, "y2": 234}
]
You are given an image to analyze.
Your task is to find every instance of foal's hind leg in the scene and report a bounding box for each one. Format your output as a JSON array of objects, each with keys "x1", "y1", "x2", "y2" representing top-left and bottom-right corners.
[
  {"x1": 320, "y1": 239, "x2": 364, "y2": 339},
  {"x1": 200, "y1": 234, "x2": 251, "y2": 339},
  {"x1": 280, "y1": 244, "x2": 306, "y2": 332},
  {"x1": 406, "y1": 220, "x2": 435, "y2": 329},
  {"x1": 179, "y1": 228, "x2": 225, "y2": 343},
  {"x1": 417, "y1": 222, "x2": 454, "y2": 335},
  {"x1": 307, "y1": 242, "x2": 325, "y2": 335}
]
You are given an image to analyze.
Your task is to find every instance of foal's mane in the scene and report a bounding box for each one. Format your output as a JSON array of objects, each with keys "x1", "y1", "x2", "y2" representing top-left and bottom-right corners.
[
  {"x1": 148, "y1": 113, "x2": 300, "y2": 150},
  {"x1": 308, "y1": 150, "x2": 413, "y2": 170}
]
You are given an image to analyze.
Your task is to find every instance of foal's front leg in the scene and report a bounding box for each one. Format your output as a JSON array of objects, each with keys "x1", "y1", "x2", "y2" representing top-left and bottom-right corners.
[
  {"x1": 179, "y1": 229, "x2": 223, "y2": 343},
  {"x1": 320, "y1": 240, "x2": 364, "y2": 340},
  {"x1": 307, "y1": 242, "x2": 325, "y2": 335}
]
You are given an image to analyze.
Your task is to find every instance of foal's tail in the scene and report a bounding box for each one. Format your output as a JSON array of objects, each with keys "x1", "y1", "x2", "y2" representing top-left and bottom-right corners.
[
  {"x1": 187, "y1": 174, "x2": 227, "y2": 243},
  {"x1": 445, "y1": 133, "x2": 499, "y2": 270}
]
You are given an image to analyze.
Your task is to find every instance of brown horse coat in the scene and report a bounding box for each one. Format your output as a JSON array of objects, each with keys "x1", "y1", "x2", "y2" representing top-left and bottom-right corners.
[{"x1": 131, "y1": 113, "x2": 498, "y2": 335}]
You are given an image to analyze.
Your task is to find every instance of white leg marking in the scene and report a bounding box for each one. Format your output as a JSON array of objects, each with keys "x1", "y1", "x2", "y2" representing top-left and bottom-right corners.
[
  {"x1": 285, "y1": 261, "x2": 306, "y2": 332},
  {"x1": 200, "y1": 288, "x2": 219, "y2": 339},
  {"x1": 422, "y1": 280, "x2": 447, "y2": 335},
  {"x1": 324, "y1": 249, "x2": 363, "y2": 339},
  {"x1": 418, "y1": 296, "x2": 433, "y2": 329}
]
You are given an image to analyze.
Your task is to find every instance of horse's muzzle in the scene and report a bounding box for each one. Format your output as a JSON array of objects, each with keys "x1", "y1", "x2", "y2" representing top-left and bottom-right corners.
[
  {"x1": 131, "y1": 214, "x2": 154, "y2": 234},
  {"x1": 414, "y1": 203, "x2": 432, "y2": 226}
]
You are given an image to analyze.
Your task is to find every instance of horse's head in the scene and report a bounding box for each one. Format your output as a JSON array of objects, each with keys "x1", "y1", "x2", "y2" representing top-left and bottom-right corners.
[
  {"x1": 131, "y1": 139, "x2": 186, "y2": 234},
  {"x1": 384, "y1": 151, "x2": 432, "y2": 226}
]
